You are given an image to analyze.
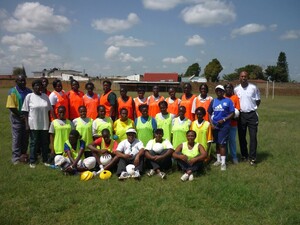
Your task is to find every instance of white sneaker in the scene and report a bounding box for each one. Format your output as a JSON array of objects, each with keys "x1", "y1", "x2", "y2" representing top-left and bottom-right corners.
[
  {"x1": 44, "y1": 162, "x2": 50, "y2": 167},
  {"x1": 29, "y1": 163, "x2": 36, "y2": 169},
  {"x1": 132, "y1": 170, "x2": 141, "y2": 179},
  {"x1": 213, "y1": 161, "x2": 221, "y2": 166},
  {"x1": 181, "y1": 173, "x2": 189, "y2": 181},
  {"x1": 147, "y1": 169, "x2": 155, "y2": 177},
  {"x1": 159, "y1": 172, "x2": 166, "y2": 179},
  {"x1": 188, "y1": 174, "x2": 194, "y2": 181},
  {"x1": 221, "y1": 163, "x2": 226, "y2": 171},
  {"x1": 119, "y1": 171, "x2": 130, "y2": 180}
]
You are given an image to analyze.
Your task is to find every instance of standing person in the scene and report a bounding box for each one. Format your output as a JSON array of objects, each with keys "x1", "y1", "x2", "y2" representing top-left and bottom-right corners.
[
  {"x1": 117, "y1": 87, "x2": 135, "y2": 120},
  {"x1": 224, "y1": 83, "x2": 240, "y2": 164},
  {"x1": 67, "y1": 79, "x2": 84, "y2": 120},
  {"x1": 133, "y1": 87, "x2": 147, "y2": 119},
  {"x1": 49, "y1": 79, "x2": 69, "y2": 119},
  {"x1": 208, "y1": 85, "x2": 234, "y2": 171},
  {"x1": 22, "y1": 79, "x2": 52, "y2": 168},
  {"x1": 147, "y1": 85, "x2": 164, "y2": 118},
  {"x1": 165, "y1": 87, "x2": 181, "y2": 116},
  {"x1": 171, "y1": 106, "x2": 191, "y2": 149},
  {"x1": 234, "y1": 71, "x2": 261, "y2": 165},
  {"x1": 6, "y1": 74, "x2": 32, "y2": 164},
  {"x1": 41, "y1": 77, "x2": 51, "y2": 96},
  {"x1": 172, "y1": 130, "x2": 207, "y2": 181},
  {"x1": 191, "y1": 83, "x2": 213, "y2": 122},
  {"x1": 113, "y1": 108, "x2": 135, "y2": 143},
  {"x1": 135, "y1": 104, "x2": 157, "y2": 146},
  {"x1": 73, "y1": 105, "x2": 93, "y2": 157},
  {"x1": 92, "y1": 105, "x2": 113, "y2": 139},
  {"x1": 180, "y1": 83, "x2": 196, "y2": 121},
  {"x1": 83, "y1": 82, "x2": 99, "y2": 120},
  {"x1": 99, "y1": 80, "x2": 117, "y2": 121},
  {"x1": 145, "y1": 129, "x2": 174, "y2": 179},
  {"x1": 115, "y1": 128, "x2": 145, "y2": 180},
  {"x1": 155, "y1": 101, "x2": 175, "y2": 142}
]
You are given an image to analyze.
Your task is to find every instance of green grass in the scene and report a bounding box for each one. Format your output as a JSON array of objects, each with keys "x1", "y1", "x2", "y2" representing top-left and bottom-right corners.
[{"x1": 0, "y1": 88, "x2": 300, "y2": 225}]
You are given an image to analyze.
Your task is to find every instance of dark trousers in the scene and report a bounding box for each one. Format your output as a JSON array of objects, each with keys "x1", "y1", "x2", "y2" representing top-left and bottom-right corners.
[
  {"x1": 116, "y1": 156, "x2": 144, "y2": 176},
  {"x1": 175, "y1": 152, "x2": 203, "y2": 173},
  {"x1": 238, "y1": 111, "x2": 258, "y2": 160},
  {"x1": 146, "y1": 150, "x2": 172, "y2": 171},
  {"x1": 29, "y1": 130, "x2": 50, "y2": 163}
]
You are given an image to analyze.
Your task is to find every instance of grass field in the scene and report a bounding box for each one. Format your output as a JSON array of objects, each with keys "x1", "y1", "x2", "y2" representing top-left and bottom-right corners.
[{"x1": 0, "y1": 88, "x2": 299, "y2": 225}]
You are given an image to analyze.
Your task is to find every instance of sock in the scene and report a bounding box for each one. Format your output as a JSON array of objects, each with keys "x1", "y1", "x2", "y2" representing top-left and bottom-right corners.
[
  {"x1": 217, "y1": 154, "x2": 221, "y2": 162},
  {"x1": 221, "y1": 156, "x2": 226, "y2": 165}
]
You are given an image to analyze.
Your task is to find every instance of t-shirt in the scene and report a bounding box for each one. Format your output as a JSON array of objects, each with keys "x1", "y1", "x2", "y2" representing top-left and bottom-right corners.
[
  {"x1": 116, "y1": 139, "x2": 144, "y2": 157},
  {"x1": 93, "y1": 137, "x2": 118, "y2": 152},
  {"x1": 145, "y1": 138, "x2": 173, "y2": 152},
  {"x1": 234, "y1": 83, "x2": 260, "y2": 113},
  {"x1": 208, "y1": 98, "x2": 234, "y2": 127},
  {"x1": 6, "y1": 86, "x2": 32, "y2": 113}
]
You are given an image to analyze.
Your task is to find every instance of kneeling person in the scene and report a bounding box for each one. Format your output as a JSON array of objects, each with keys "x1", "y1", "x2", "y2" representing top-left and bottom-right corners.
[{"x1": 145, "y1": 129, "x2": 174, "y2": 179}]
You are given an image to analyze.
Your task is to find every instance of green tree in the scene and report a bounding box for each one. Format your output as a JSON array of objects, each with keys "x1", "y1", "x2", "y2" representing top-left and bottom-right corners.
[
  {"x1": 235, "y1": 65, "x2": 266, "y2": 80},
  {"x1": 12, "y1": 66, "x2": 26, "y2": 77},
  {"x1": 184, "y1": 63, "x2": 201, "y2": 77},
  {"x1": 276, "y1": 52, "x2": 289, "y2": 82},
  {"x1": 223, "y1": 72, "x2": 239, "y2": 81},
  {"x1": 204, "y1": 58, "x2": 223, "y2": 82},
  {"x1": 265, "y1": 66, "x2": 280, "y2": 81}
]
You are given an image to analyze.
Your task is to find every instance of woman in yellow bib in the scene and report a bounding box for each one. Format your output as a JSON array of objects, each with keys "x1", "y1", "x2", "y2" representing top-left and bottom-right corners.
[{"x1": 172, "y1": 130, "x2": 207, "y2": 181}]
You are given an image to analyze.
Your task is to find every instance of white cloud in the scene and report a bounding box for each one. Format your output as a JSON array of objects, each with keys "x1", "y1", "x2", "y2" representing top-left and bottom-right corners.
[
  {"x1": 185, "y1": 34, "x2": 205, "y2": 46},
  {"x1": 269, "y1": 24, "x2": 277, "y2": 31},
  {"x1": 105, "y1": 35, "x2": 152, "y2": 47},
  {"x1": 181, "y1": 1, "x2": 236, "y2": 26},
  {"x1": 2, "y1": 2, "x2": 70, "y2": 33},
  {"x1": 280, "y1": 30, "x2": 300, "y2": 40},
  {"x1": 119, "y1": 53, "x2": 143, "y2": 62},
  {"x1": 231, "y1": 23, "x2": 266, "y2": 38},
  {"x1": 105, "y1": 46, "x2": 120, "y2": 59},
  {"x1": 162, "y1": 56, "x2": 188, "y2": 64},
  {"x1": 124, "y1": 65, "x2": 132, "y2": 71},
  {"x1": 92, "y1": 13, "x2": 140, "y2": 34},
  {"x1": 142, "y1": 0, "x2": 182, "y2": 10},
  {"x1": 80, "y1": 57, "x2": 91, "y2": 62}
]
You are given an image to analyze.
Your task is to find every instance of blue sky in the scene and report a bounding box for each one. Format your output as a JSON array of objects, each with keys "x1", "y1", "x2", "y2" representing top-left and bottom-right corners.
[{"x1": 0, "y1": 0, "x2": 299, "y2": 81}]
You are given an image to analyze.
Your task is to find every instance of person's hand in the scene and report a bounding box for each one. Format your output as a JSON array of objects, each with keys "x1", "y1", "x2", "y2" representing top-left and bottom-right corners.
[{"x1": 188, "y1": 158, "x2": 197, "y2": 166}]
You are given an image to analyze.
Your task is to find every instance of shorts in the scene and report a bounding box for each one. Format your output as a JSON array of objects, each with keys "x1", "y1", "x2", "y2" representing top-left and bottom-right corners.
[{"x1": 213, "y1": 125, "x2": 230, "y2": 145}]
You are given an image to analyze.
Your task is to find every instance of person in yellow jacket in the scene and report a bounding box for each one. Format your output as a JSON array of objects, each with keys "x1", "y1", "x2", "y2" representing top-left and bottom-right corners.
[{"x1": 172, "y1": 130, "x2": 207, "y2": 182}]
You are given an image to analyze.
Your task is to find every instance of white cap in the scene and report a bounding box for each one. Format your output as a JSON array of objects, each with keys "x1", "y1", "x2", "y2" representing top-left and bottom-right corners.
[
  {"x1": 54, "y1": 155, "x2": 66, "y2": 166},
  {"x1": 126, "y1": 128, "x2": 137, "y2": 134},
  {"x1": 215, "y1": 85, "x2": 225, "y2": 91}
]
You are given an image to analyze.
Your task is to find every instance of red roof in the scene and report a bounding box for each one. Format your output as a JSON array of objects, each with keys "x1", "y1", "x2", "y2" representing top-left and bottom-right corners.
[{"x1": 143, "y1": 73, "x2": 178, "y2": 82}]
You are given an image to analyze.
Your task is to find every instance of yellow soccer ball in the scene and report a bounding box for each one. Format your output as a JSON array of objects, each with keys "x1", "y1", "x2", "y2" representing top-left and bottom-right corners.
[{"x1": 80, "y1": 171, "x2": 94, "y2": 181}]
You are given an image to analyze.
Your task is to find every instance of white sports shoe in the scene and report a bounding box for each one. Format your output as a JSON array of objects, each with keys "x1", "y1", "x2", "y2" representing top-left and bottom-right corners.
[
  {"x1": 213, "y1": 161, "x2": 221, "y2": 166},
  {"x1": 188, "y1": 174, "x2": 194, "y2": 181},
  {"x1": 181, "y1": 173, "x2": 189, "y2": 181},
  {"x1": 29, "y1": 163, "x2": 36, "y2": 169},
  {"x1": 147, "y1": 169, "x2": 155, "y2": 177},
  {"x1": 221, "y1": 163, "x2": 226, "y2": 171},
  {"x1": 132, "y1": 170, "x2": 141, "y2": 179},
  {"x1": 159, "y1": 172, "x2": 166, "y2": 179},
  {"x1": 119, "y1": 171, "x2": 130, "y2": 180}
]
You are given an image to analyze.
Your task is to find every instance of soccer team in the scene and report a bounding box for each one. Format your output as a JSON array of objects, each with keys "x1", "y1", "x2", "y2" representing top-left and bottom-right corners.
[{"x1": 6, "y1": 71, "x2": 260, "y2": 181}]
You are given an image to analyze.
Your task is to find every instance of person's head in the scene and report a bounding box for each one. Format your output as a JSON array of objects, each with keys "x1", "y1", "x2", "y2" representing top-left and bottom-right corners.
[
  {"x1": 53, "y1": 79, "x2": 63, "y2": 92},
  {"x1": 120, "y1": 87, "x2": 128, "y2": 98},
  {"x1": 158, "y1": 100, "x2": 168, "y2": 114},
  {"x1": 78, "y1": 105, "x2": 87, "y2": 118},
  {"x1": 16, "y1": 74, "x2": 26, "y2": 90},
  {"x1": 71, "y1": 79, "x2": 79, "y2": 91},
  {"x1": 69, "y1": 130, "x2": 81, "y2": 145},
  {"x1": 32, "y1": 79, "x2": 43, "y2": 95},
  {"x1": 85, "y1": 82, "x2": 95, "y2": 95},
  {"x1": 195, "y1": 107, "x2": 206, "y2": 120},
  {"x1": 168, "y1": 87, "x2": 176, "y2": 99},
  {"x1": 139, "y1": 104, "x2": 149, "y2": 117},
  {"x1": 119, "y1": 108, "x2": 128, "y2": 121},
  {"x1": 57, "y1": 106, "x2": 66, "y2": 120},
  {"x1": 126, "y1": 128, "x2": 137, "y2": 143},
  {"x1": 152, "y1": 85, "x2": 159, "y2": 96},
  {"x1": 137, "y1": 87, "x2": 145, "y2": 98},
  {"x1": 97, "y1": 105, "x2": 106, "y2": 118},
  {"x1": 103, "y1": 80, "x2": 112, "y2": 93},
  {"x1": 215, "y1": 85, "x2": 225, "y2": 99},
  {"x1": 183, "y1": 83, "x2": 192, "y2": 94},
  {"x1": 224, "y1": 83, "x2": 234, "y2": 97},
  {"x1": 41, "y1": 77, "x2": 49, "y2": 90},
  {"x1": 178, "y1": 106, "x2": 186, "y2": 118},
  {"x1": 154, "y1": 128, "x2": 164, "y2": 142},
  {"x1": 199, "y1": 83, "x2": 209, "y2": 97},
  {"x1": 101, "y1": 128, "x2": 111, "y2": 143},
  {"x1": 186, "y1": 130, "x2": 197, "y2": 142},
  {"x1": 239, "y1": 71, "x2": 249, "y2": 87}
]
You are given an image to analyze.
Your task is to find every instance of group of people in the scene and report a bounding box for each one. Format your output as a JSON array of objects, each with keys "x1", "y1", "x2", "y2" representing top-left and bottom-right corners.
[{"x1": 6, "y1": 70, "x2": 260, "y2": 181}]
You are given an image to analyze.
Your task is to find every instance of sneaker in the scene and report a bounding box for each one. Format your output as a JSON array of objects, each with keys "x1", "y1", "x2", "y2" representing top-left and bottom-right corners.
[
  {"x1": 118, "y1": 171, "x2": 130, "y2": 180},
  {"x1": 132, "y1": 170, "x2": 141, "y2": 179},
  {"x1": 159, "y1": 172, "x2": 166, "y2": 179},
  {"x1": 240, "y1": 156, "x2": 248, "y2": 162},
  {"x1": 44, "y1": 162, "x2": 50, "y2": 167},
  {"x1": 29, "y1": 163, "x2": 36, "y2": 169},
  {"x1": 221, "y1": 163, "x2": 226, "y2": 171},
  {"x1": 232, "y1": 159, "x2": 239, "y2": 164},
  {"x1": 147, "y1": 169, "x2": 155, "y2": 177},
  {"x1": 213, "y1": 161, "x2": 221, "y2": 166},
  {"x1": 188, "y1": 174, "x2": 194, "y2": 181},
  {"x1": 249, "y1": 159, "x2": 256, "y2": 166},
  {"x1": 13, "y1": 160, "x2": 20, "y2": 165},
  {"x1": 181, "y1": 173, "x2": 189, "y2": 182}
]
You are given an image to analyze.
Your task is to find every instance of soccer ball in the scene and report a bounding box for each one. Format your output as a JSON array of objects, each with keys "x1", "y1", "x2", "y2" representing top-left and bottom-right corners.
[
  {"x1": 234, "y1": 108, "x2": 240, "y2": 119},
  {"x1": 80, "y1": 171, "x2": 94, "y2": 181},
  {"x1": 100, "y1": 154, "x2": 112, "y2": 166},
  {"x1": 99, "y1": 170, "x2": 112, "y2": 180},
  {"x1": 152, "y1": 142, "x2": 164, "y2": 154},
  {"x1": 126, "y1": 164, "x2": 135, "y2": 175}
]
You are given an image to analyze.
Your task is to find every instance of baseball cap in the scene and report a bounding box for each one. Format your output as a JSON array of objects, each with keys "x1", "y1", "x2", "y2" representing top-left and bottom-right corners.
[
  {"x1": 126, "y1": 128, "x2": 137, "y2": 134},
  {"x1": 215, "y1": 85, "x2": 225, "y2": 91}
]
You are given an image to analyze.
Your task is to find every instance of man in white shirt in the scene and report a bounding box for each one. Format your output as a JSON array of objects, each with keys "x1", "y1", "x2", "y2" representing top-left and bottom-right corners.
[
  {"x1": 115, "y1": 128, "x2": 145, "y2": 180},
  {"x1": 234, "y1": 71, "x2": 261, "y2": 165}
]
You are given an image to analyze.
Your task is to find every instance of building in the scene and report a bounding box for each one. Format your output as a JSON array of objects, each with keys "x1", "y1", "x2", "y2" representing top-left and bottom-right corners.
[
  {"x1": 143, "y1": 73, "x2": 179, "y2": 82},
  {"x1": 32, "y1": 69, "x2": 89, "y2": 81}
]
